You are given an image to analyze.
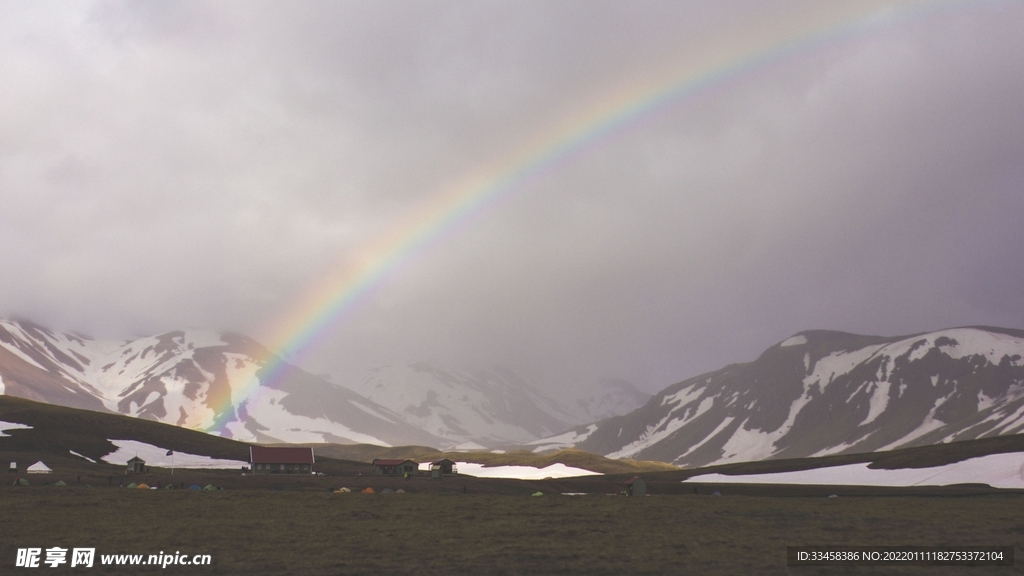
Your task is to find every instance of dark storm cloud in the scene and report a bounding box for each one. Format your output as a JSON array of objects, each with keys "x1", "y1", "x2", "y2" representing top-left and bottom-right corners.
[{"x1": 1, "y1": 1, "x2": 1022, "y2": 399}]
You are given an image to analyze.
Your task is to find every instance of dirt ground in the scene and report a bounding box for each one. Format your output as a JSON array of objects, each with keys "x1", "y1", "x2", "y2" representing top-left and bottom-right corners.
[{"x1": 2, "y1": 487, "x2": 1022, "y2": 575}]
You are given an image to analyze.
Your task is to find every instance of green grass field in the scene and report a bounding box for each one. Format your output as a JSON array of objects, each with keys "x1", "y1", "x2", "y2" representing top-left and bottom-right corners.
[{"x1": 2, "y1": 488, "x2": 1022, "y2": 575}]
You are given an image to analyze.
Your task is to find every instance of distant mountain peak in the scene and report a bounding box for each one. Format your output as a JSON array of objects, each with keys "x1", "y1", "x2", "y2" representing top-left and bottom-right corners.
[{"x1": 351, "y1": 363, "x2": 578, "y2": 447}]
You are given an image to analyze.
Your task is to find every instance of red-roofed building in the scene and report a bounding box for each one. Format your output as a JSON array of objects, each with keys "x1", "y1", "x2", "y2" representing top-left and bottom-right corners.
[
  {"x1": 250, "y1": 446, "x2": 315, "y2": 475},
  {"x1": 372, "y1": 459, "x2": 418, "y2": 476}
]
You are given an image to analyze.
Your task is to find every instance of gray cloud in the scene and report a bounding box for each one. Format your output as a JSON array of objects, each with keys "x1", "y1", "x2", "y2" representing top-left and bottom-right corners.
[{"x1": 1, "y1": 1, "x2": 1022, "y2": 399}]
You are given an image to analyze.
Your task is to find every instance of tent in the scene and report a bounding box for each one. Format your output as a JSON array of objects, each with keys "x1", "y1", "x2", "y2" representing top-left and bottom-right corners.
[
  {"x1": 361, "y1": 487, "x2": 375, "y2": 494},
  {"x1": 14, "y1": 477, "x2": 29, "y2": 486},
  {"x1": 333, "y1": 487, "x2": 351, "y2": 493},
  {"x1": 381, "y1": 488, "x2": 394, "y2": 494},
  {"x1": 531, "y1": 491, "x2": 544, "y2": 497},
  {"x1": 136, "y1": 483, "x2": 150, "y2": 489},
  {"x1": 54, "y1": 480, "x2": 67, "y2": 487},
  {"x1": 26, "y1": 461, "x2": 51, "y2": 474},
  {"x1": 189, "y1": 485, "x2": 202, "y2": 491},
  {"x1": 395, "y1": 489, "x2": 406, "y2": 494},
  {"x1": 203, "y1": 484, "x2": 216, "y2": 491}
]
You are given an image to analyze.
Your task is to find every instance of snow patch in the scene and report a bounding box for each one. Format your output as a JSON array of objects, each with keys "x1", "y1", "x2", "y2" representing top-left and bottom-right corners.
[
  {"x1": 717, "y1": 377, "x2": 828, "y2": 463},
  {"x1": 674, "y1": 417, "x2": 736, "y2": 462},
  {"x1": 660, "y1": 383, "x2": 705, "y2": 408},
  {"x1": 930, "y1": 328, "x2": 1024, "y2": 365},
  {"x1": 607, "y1": 397, "x2": 716, "y2": 460},
  {"x1": 978, "y1": 391, "x2": 996, "y2": 411},
  {"x1": 780, "y1": 335, "x2": 807, "y2": 347},
  {"x1": 860, "y1": 381, "x2": 891, "y2": 426},
  {"x1": 528, "y1": 424, "x2": 598, "y2": 452},
  {"x1": 684, "y1": 451, "x2": 1024, "y2": 489},
  {"x1": 0, "y1": 420, "x2": 32, "y2": 437},
  {"x1": 805, "y1": 344, "x2": 888, "y2": 393},
  {"x1": 810, "y1": 441, "x2": 858, "y2": 457},
  {"x1": 877, "y1": 391, "x2": 952, "y2": 451},
  {"x1": 69, "y1": 450, "x2": 96, "y2": 463},
  {"x1": 0, "y1": 339, "x2": 48, "y2": 370},
  {"x1": 102, "y1": 440, "x2": 248, "y2": 469},
  {"x1": 238, "y1": 388, "x2": 390, "y2": 446},
  {"x1": 989, "y1": 401, "x2": 1024, "y2": 434},
  {"x1": 717, "y1": 420, "x2": 778, "y2": 464},
  {"x1": 456, "y1": 461, "x2": 601, "y2": 479}
]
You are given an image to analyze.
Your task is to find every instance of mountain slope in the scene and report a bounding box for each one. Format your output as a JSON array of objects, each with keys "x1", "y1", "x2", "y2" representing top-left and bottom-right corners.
[
  {"x1": 541, "y1": 327, "x2": 1024, "y2": 467},
  {"x1": 570, "y1": 378, "x2": 651, "y2": 423},
  {"x1": 0, "y1": 319, "x2": 436, "y2": 447},
  {"x1": 347, "y1": 363, "x2": 579, "y2": 447}
]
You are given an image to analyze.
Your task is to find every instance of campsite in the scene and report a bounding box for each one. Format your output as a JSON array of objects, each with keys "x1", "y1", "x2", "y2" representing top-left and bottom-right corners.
[
  {"x1": 2, "y1": 485, "x2": 1022, "y2": 574},
  {"x1": 1, "y1": 396, "x2": 1023, "y2": 573},
  {"x1": 3, "y1": 452, "x2": 1024, "y2": 574},
  {"x1": 2, "y1": 396, "x2": 1024, "y2": 573}
]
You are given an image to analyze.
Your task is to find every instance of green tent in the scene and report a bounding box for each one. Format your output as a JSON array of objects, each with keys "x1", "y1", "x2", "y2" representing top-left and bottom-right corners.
[
  {"x1": 531, "y1": 491, "x2": 544, "y2": 497},
  {"x1": 54, "y1": 480, "x2": 67, "y2": 487},
  {"x1": 126, "y1": 482, "x2": 138, "y2": 489},
  {"x1": 203, "y1": 484, "x2": 216, "y2": 491},
  {"x1": 15, "y1": 477, "x2": 29, "y2": 486}
]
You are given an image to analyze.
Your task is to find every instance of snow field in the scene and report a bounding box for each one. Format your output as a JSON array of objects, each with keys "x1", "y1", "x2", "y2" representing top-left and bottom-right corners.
[
  {"x1": 684, "y1": 451, "x2": 1024, "y2": 489},
  {"x1": 454, "y1": 461, "x2": 601, "y2": 480},
  {"x1": 413, "y1": 460, "x2": 600, "y2": 479},
  {"x1": 0, "y1": 419, "x2": 32, "y2": 437},
  {"x1": 101, "y1": 439, "x2": 248, "y2": 469}
]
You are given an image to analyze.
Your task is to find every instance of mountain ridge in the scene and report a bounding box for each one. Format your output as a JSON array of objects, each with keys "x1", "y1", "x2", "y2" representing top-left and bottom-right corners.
[
  {"x1": 0, "y1": 319, "x2": 436, "y2": 447},
  {"x1": 0, "y1": 318, "x2": 646, "y2": 449},
  {"x1": 537, "y1": 326, "x2": 1024, "y2": 467},
  {"x1": 346, "y1": 362, "x2": 641, "y2": 447}
]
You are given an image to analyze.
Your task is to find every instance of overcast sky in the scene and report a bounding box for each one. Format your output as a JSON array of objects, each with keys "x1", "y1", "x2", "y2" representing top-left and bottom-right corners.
[{"x1": 1, "y1": 0, "x2": 1022, "y2": 398}]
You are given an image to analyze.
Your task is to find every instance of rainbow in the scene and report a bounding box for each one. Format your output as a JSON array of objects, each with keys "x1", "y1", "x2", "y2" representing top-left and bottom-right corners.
[{"x1": 207, "y1": 0, "x2": 989, "y2": 433}]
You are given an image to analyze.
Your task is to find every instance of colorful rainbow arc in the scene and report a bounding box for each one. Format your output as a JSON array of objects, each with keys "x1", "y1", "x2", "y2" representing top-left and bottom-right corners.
[{"x1": 208, "y1": 0, "x2": 984, "y2": 434}]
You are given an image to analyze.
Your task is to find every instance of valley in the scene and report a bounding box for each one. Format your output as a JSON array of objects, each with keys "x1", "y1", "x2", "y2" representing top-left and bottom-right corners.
[{"x1": 3, "y1": 488, "x2": 1021, "y2": 575}]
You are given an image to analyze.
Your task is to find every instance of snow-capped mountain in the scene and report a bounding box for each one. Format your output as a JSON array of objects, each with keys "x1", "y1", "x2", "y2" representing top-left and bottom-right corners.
[
  {"x1": 571, "y1": 378, "x2": 650, "y2": 423},
  {"x1": 0, "y1": 319, "x2": 434, "y2": 446},
  {"x1": 346, "y1": 362, "x2": 580, "y2": 447},
  {"x1": 538, "y1": 327, "x2": 1024, "y2": 468}
]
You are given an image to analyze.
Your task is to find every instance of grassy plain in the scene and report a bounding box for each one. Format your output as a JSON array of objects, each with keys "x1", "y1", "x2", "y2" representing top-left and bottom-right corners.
[{"x1": 2, "y1": 487, "x2": 1022, "y2": 575}]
